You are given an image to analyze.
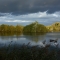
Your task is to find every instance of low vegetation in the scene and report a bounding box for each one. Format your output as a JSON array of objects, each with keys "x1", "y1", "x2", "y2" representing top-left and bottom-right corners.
[
  {"x1": 46, "y1": 22, "x2": 60, "y2": 32},
  {"x1": 0, "y1": 44, "x2": 59, "y2": 60}
]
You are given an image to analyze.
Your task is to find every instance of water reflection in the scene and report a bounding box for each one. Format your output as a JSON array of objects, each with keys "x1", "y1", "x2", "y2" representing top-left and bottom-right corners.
[
  {"x1": 24, "y1": 35, "x2": 46, "y2": 42},
  {"x1": 23, "y1": 32, "x2": 46, "y2": 36},
  {"x1": 0, "y1": 32, "x2": 60, "y2": 48},
  {"x1": 0, "y1": 32, "x2": 22, "y2": 36}
]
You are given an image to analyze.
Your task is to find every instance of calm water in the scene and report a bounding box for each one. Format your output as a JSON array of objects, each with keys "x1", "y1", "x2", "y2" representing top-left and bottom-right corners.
[{"x1": 0, "y1": 32, "x2": 60, "y2": 48}]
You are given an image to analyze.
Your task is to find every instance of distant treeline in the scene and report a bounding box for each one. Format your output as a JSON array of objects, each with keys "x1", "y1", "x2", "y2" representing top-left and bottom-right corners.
[
  {"x1": 0, "y1": 24, "x2": 23, "y2": 33},
  {"x1": 23, "y1": 21, "x2": 48, "y2": 35},
  {"x1": 46, "y1": 22, "x2": 60, "y2": 32},
  {"x1": 0, "y1": 22, "x2": 49, "y2": 35}
]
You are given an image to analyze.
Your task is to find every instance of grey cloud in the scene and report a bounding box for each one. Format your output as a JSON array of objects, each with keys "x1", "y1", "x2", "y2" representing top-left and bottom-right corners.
[
  {"x1": 0, "y1": 11, "x2": 60, "y2": 26},
  {"x1": 0, "y1": 0, "x2": 60, "y2": 15}
]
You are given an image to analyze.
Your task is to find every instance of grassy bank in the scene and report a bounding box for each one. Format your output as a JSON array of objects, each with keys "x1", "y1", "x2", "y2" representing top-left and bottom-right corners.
[{"x1": 0, "y1": 44, "x2": 59, "y2": 60}]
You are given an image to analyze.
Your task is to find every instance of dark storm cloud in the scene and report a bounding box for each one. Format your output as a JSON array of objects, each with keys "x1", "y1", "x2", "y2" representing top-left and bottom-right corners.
[{"x1": 0, "y1": 0, "x2": 60, "y2": 15}]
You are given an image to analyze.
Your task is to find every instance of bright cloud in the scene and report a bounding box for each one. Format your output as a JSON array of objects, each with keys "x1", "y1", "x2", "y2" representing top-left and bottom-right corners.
[
  {"x1": 0, "y1": 11, "x2": 60, "y2": 25},
  {"x1": 6, "y1": 20, "x2": 33, "y2": 23}
]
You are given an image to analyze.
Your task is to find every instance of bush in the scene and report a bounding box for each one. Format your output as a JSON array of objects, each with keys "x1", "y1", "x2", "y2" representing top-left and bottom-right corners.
[{"x1": 23, "y1": 21, "x2": 48, "y2": 35}]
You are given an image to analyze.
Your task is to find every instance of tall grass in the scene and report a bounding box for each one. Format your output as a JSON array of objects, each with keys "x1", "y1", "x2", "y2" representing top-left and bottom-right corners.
[{"x1": 0, "y1": 43, "x2": 59, "y2": 60}]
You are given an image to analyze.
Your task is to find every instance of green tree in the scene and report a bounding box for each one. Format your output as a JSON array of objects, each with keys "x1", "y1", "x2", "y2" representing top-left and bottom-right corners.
[
  {"x1": 15, "y1": 25, "x2": 23, "y2": 33},
  {"x1": 23, "y1": 21, "x2": 48, "y2": 35},
  {"x1": 9, "y1": 25, "x2": 15, "y2": 32}
]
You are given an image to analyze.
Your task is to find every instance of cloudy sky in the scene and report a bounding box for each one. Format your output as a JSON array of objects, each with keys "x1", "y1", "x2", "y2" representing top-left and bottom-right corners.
[{"x1": 0, "y1": 0, "x2": 60, "y2": 25}]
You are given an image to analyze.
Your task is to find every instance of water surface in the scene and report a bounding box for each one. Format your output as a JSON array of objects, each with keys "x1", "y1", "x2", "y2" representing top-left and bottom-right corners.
[{"x1": 0, "y1": 32, "x2": 60, "y2": 48}]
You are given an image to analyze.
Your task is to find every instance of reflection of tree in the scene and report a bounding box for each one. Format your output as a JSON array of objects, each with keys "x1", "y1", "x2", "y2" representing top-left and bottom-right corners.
[
  {"x1": 0, "y1": 32, "x2": 22, "y2": 36},
  {"x1": 24, "y1": 34, "x2": 46, "y2": 43},
  {"x1": 0, "y1": 32, "x2": 22, "y2": 40},
  {"x1": 0, "y1": 35, "x2": 23, "y2": 41}
]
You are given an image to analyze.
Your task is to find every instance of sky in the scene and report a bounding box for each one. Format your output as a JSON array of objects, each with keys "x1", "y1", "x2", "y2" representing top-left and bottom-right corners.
[{"x1": 0, "y1": 0, "x2": 60, "y2": 26}]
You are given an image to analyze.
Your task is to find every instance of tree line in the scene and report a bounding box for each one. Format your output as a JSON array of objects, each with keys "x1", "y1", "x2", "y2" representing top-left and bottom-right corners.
[
  {"x1": 0, "y1": 24, "x2": 23, "y2": 33},
  {"x1": 0, "y1": 22, "x2": 49, "y2": 35}
]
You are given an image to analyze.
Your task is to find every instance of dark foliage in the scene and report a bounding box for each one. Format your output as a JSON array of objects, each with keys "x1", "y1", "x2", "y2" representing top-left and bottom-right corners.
[
  {"x1": 23, "y1": 21, "x2": 48, "y2": 35},
  {"x1": 0, "y1": 44, "x2": 59, "y2": 60}
]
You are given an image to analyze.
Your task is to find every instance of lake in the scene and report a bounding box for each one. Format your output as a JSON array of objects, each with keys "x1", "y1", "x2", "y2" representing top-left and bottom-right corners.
[{"x1": 0, "y1": 32, "x2": 60, "y2": 48}]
